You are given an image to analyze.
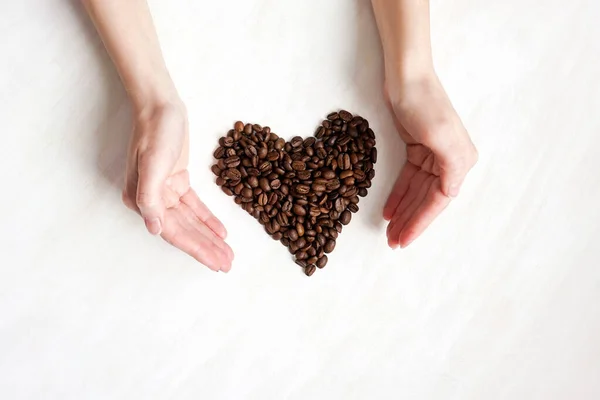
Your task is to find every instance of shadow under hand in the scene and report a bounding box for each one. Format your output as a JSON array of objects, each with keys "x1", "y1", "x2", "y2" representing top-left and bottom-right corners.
[
  {"x1": 67, "y1": 0, "x2": 131, "y2": 193},
  {"x1": 350, "y1": 0, "x2": 406, "y2": 231}
]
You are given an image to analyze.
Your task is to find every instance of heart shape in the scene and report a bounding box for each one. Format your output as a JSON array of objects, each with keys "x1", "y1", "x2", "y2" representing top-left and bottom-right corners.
[{"x1": 211, "y1": 110, "x2": 377, "y2": 276}]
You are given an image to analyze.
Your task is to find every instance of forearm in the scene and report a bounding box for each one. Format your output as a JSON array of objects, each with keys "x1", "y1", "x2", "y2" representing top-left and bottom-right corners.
[
  {"x1": 371, "y1": 0, "x2": 434, "y2": 80},
  {"x1": 81, "y1": 0, "x2": 179, "y2": 113}
]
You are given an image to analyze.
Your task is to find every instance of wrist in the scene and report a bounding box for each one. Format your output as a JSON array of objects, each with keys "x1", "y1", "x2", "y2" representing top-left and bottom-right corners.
[
  {"x1": 128, "y1": 74, "x2": 182, "y2": 116},
  {"x1": 384, "y1": 50, "x2": 435, "y2": 83}
]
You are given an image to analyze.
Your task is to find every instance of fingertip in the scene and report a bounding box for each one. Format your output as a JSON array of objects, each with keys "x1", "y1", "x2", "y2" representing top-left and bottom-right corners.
[{"x1": 144, "y1": 218, "x2": 162, "y2": 235}]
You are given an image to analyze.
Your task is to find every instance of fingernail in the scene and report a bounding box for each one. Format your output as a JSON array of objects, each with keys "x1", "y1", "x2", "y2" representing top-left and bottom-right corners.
[
  {"x1": 401, "y1": 239, "x2": 415, "y2": 248},
  {"x1": 449, "y1": 185, "x2": 460, "y2": 198},
  {"x1": 145, "y1": 218, "x2": 162, "y2": 235}
]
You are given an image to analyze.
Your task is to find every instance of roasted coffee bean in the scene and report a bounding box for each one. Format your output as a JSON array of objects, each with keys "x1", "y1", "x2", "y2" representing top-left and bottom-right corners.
[
  {"x1": 339, "y1": 110, "x2": 353, "y2": 122},
  {"x1": 295, "y1": 259, "x2": 308, "y2": 268},
  {"x1": 348, "y1": 203, "x2": 359, "y2": 213},
  {"x1": 222, "y1": 186, "x2": 233, "y2": 196},
  {"x1": 340, "y1": 210, "x2": 352, "y2": 225},
  {"x1": 234, "y1": 182, "x2": 244, "y2": 195},
  {"x1": 358, "y1": 188, "x2": 368, "y2": 197},
  {"x1": 288, "y1": 229, "x2": 299, "y2": 241},
  {"x1": 296, "y1": 237, "x2": 307, "y2": 249},
  {"x1": 225, "y1": 156, "x2": 240, "y2": 168},
  {"x1": 339, "y1": 170, "x2": 353, "y2": 179},
  {"x1": 211, "y1": 165, "x2": 222, "y2": 176},
  {"x1": 293, "y1": 204, "x2": 306, "y2": 216},
  {"x1": 291, "y1": 136, "x2": 303, "y2": 147},
  {"x1": 244, "y1": 123, "x2": 253, "y2": 134},
  {"x1": 245, "y1": 146, "x2": 257, "y2": 158},
  {"x1": 305, "y1": 265, "x2": 316, "y2": 276},
  {"x1": 317, "y1": 255, "x2": 328, "y2": 269},
  {"x1": 327, "y1": 112, "x2": 340, "y2": 120},
  {"x1": 248, "y1": 176, "x2": 259, "y2": 188},
  {"x1": 222, "y1": 137, "x2": 234, "y2": 147},
  {"x1": 259, "y1": 178, "x2": 271, "y2": 192},
  {"x1": 324, "y1": 239, "x2": 336, "y2": 253},
  {"x1": 271, "y1": 179, "x2": 281, "y2": 189},
  {"x1": 295, "y1": 184, "x2": 310, "y2": 195},
  {"x1": 258, "y1": 193, "x2": 268, "y2": 206},
  {"x1": 213, "y1": 146, "x2": 225, "y2": 159},
  {"x1": 224, "y1": 168, "x2": 241, "y2": 180},
  {"x1": 292, "y1": 161, "x2": 306, "y2": 171},
  {"x1": 296, "y1": 250, "x2": 308, "y2": 260},
  {"x1": 322, "y1": 170, "x2": 336, "y2": 179},
  {"x1": 296, "y1": 223, "x2": 305, "y2": 237},
  {"x1": 234, "y1": 121, "x2": 244, "y2": 132}
]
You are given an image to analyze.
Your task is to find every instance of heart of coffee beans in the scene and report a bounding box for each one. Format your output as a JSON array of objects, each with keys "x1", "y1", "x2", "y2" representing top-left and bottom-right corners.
[{"x1": 211, "y1": 110, "x2": 376, "y2": 276}]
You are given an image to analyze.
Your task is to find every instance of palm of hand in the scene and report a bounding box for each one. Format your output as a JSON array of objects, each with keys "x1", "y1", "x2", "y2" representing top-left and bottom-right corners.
[
  {"x1": 123, "y1": 105, "x2": 233, "y2": 272},
  {"x1": 159, "y1": 169, "x2": 234, "y2": 271},
  {"x1": 383, "y1": 142, "x2": 451, "y2": 248}
]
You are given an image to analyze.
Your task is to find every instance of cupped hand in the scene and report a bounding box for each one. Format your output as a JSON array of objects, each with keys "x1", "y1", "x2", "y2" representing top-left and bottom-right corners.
[
  {"x1": 383, "y1": 73, "x2": 478, "y2": 249},
  {"x1": 121, "y1": 103, "x2": 234, "y2": 271}
]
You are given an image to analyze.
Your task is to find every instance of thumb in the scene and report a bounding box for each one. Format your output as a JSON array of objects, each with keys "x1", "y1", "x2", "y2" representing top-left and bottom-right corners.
[
  {"x1": 439, "y1": 155, "x2": 466, "y2": 198},
  {"x1": 136, "y1": 153, "x2": 170, "y2": 235}
]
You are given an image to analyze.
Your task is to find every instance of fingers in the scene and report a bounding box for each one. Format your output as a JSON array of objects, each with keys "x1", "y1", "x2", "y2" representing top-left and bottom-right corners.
[
  {"x1": 438, "y1": 144, "x2": 478, "y2": 198},
  {"x1": 383, "y1": 163, "x2": 418, "y2": 221},
  {"x1": 398, "y1": 180, "x2": 451, "y2": 248},
  {"x1": 161, "y1": 204, "x2": 233, "y2": 272},
  {"x1": 181, "y1": 189, "x2": 228, "y2": 239},
  {"x1": 136, "y1": 153, "x2": 170, "y2": 235},
  {"x1": 386, "y1": 173, "x2": 433, "y2": 248}
]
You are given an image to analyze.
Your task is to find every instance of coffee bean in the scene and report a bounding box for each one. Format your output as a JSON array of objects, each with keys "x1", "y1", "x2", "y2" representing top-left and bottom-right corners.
[
  {"x1": 234, "y1": 182, "x2": 244, "y2": 195},
  {"x1": 248, "y1": 176, "x2": 259, "y2": 188},
  {"x1": 258, "y1": 193, "x2": 268, "y2": 206},
  {"x1": 259, "y1": 178, "x2": 270, "y2": 192},
  {"x1": 296, "y1": 250, "x2": 308, "y2": 260},
  {"x1": 222, "y1": 186, "x2": 233, "y2": 196},
  {"x1": 295, "y1": 259, "x2": 308, "y2": 268},
  {"x1": 296, "y1": 237, "x2": 307, "y2": 249},
  {"x1": 225, "y1": 156, "x2": 240, "y2": 168},
  {"x1": 223, "y1": 137, "x2": 234, "y2": 147},
  {"x1": 340, "y1": 210, "x2": 352, "y2": 225},
  {"x1": 211, "y1": 165, "x2": 222, "y2": 176},
  {"x1": 295, "y1": 184, "x2": 310, "y2": 195},
  {"x1": 213, "y1": 147, "x2": 225, "y2": 159},
  {"x1": 327, "y1": 112, "x2": 339, "y2": 120},
  {"x1": 293, "y1": 204, "x2": 306, "y2": 216},
  {"x1": 224, "y1": 168, "x2": 241, "y2": 180},
  {"x1": 271, "y1": 179, "x2": 281, "y2": 190},
  {"x1": 339, "y1": 110, "x2": 353, "y2": 122},
  {"x1": 316, "y1": 255, "x2": 328, "y2": 268},
  {"x1": 339, "y1": 170, "x2": 353, "y2": 179},
  {"x1": 296, "y1": 223, "x2": 305, "y2": 237},
  {"x1": 324, "y1": 239, "x2": 336, "y2": 253},
  {"x1": 305, "y1": 265, "x2": 316, "y2": 276},
  {"x1": 292, "y1": 161, "x2": 306, "y2": 171},
  {"x1": 244, "y1": 123, "x2": 253, "y2": 134},
  {"x1": 291, "y1": 136, "x2": 303, "y2": 147},
  {"x1": 348, "y1": 203, "x2": 359, "y2": 213},
  {"x1": 358, "y1": 188, "x2": 368, "y2": 197}
]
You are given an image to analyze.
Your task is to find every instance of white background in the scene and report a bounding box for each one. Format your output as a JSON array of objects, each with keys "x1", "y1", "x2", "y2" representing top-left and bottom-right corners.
[{"x1": 1, "y1": 0, "x2": 600, "y2": 399}]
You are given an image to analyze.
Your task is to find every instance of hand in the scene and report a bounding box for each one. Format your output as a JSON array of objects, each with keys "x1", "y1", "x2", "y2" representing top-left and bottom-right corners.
[
  {"x1": 383, "y1": 73, "x2": 478, "y2": 249},
  {"x1": 122, "y1": 102, "x2": 234, "y2": 271}
]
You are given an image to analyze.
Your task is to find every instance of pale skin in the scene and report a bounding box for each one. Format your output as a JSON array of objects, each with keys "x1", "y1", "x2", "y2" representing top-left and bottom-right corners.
[{"x1": 82, "y1": 0, "x2": 477, "y2": 271}]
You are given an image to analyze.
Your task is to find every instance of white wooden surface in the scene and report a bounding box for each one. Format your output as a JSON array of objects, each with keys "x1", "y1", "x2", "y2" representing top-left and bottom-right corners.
[{"x1": 1, "y1": 1, "x2": 600, "y2": 399}]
